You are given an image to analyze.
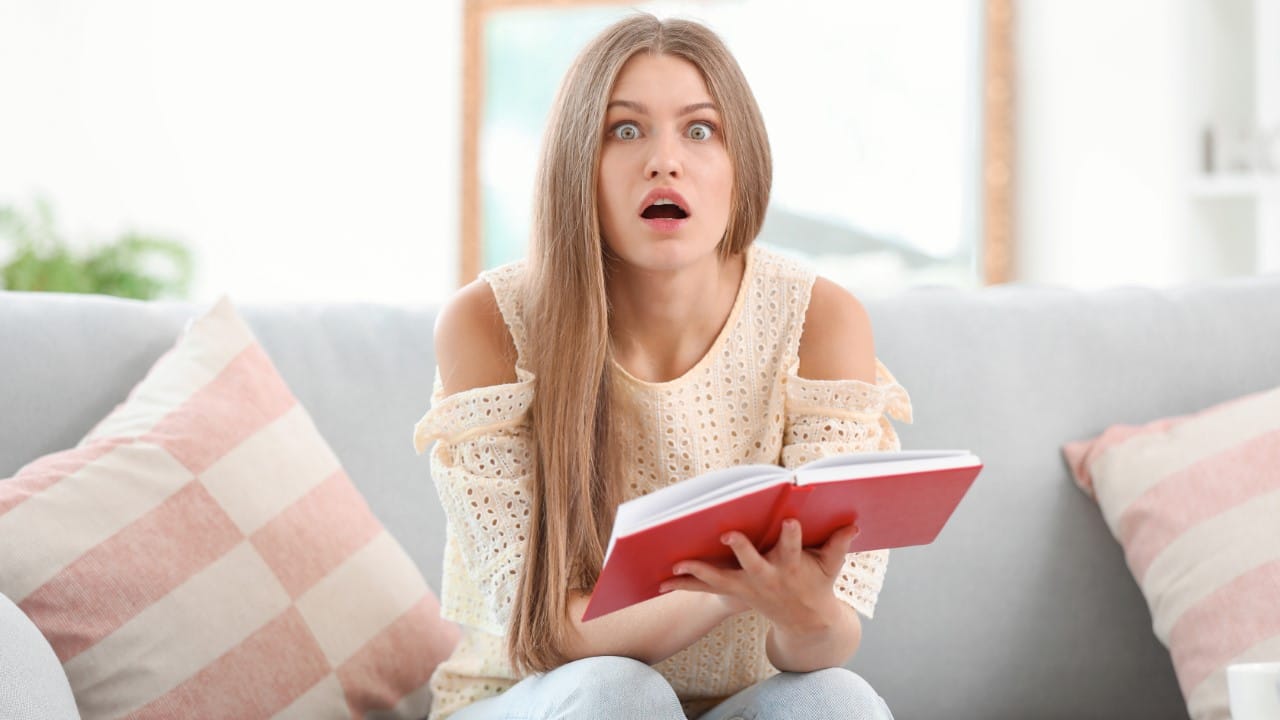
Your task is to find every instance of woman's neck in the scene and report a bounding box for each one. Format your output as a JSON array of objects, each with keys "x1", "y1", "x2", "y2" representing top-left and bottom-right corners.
[{"x1": 607, "y1": 250, "x2": 747, "y2": 383}]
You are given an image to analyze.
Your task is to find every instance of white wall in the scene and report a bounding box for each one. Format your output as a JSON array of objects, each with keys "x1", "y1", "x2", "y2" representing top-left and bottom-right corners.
[
  {"x1": 0, "y1": 0, "x2": 461, "y2": 305},
  {"x1": 1015, "y1": 0, "x2": 1194, "y2": 289},
  {"x1": 2, "y1": 1, "x2": 1261, "y2": 302}
]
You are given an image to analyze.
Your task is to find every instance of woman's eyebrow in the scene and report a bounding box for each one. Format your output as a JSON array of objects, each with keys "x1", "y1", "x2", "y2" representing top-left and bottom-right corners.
[
  {"x1": 678, "y1": 101, "x2": 719, "y2": 115},
  {"x1": 605, "y1": 100, "x2": 719, "y2": 116}
]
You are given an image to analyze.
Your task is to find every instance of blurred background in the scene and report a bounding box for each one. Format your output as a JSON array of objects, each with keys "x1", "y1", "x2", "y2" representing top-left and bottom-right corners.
[{"x1": 0, "y1": 0, "x2": 1277, "y2": 304}]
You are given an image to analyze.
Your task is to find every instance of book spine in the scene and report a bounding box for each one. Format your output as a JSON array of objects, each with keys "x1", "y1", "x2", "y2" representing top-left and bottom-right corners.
[{"x1": 757, "y1": 482, "x2": 817, "y2": 551}]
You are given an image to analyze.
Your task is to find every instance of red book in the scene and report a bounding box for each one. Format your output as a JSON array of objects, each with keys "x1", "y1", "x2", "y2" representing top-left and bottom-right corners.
[{"x1": 582, "y1": 450, "x2": 983, "y2": 622}]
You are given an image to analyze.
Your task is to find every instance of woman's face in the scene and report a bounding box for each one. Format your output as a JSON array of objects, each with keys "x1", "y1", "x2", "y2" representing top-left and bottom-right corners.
[{"x1": 597, "y1": 52, "x2": 733, "y2": 272}]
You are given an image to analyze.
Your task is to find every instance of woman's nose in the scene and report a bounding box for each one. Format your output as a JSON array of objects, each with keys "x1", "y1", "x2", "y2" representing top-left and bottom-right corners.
[{"x1": 644, "y1": 132, "x2": 682, "y2": 179}]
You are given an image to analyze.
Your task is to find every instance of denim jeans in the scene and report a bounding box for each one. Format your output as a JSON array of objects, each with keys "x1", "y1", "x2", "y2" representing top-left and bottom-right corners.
[{"x1": 447, "y1": 656, "x2": 894, "y2": 719}]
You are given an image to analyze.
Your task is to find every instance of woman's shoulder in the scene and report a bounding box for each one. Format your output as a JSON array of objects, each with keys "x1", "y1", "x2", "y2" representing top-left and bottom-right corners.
[
  {"x1": 744, "y1": 245, "x2": 875, "y2": 383},
  {"x1": 796, "y1": 275, "x2": 877, "y2": 384},
  {"x1": 434, "y1": 277, "x2": 520, "y2": 396}
]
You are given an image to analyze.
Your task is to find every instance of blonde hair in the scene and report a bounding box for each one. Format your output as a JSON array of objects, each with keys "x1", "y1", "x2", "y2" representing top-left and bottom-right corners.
[{"x1": 509, "y1": 13, "x2": 772, "y2": 674}]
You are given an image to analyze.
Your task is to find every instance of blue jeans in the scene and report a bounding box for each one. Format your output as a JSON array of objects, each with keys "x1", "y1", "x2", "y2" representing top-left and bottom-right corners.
[{"x1": 447, "y1": 656, "x2": 894, "y2": 719}]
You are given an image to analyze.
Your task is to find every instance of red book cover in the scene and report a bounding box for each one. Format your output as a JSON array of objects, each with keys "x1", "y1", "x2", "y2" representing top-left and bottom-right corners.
[{"x1": 582, "y1": 450, "x2": 982, "y2": 621}]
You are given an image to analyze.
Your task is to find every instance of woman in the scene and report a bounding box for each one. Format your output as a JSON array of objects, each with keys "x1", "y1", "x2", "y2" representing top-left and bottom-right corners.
[{"x1": 414, "y1": 13, "x2": 911, "y2": 719}]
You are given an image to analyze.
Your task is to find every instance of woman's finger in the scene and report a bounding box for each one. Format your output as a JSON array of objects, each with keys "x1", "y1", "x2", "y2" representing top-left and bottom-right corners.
[
  {"x1": 671, "y1": 560, "x2": 729, "y2": 590},
  {"x1": 819, "y1": 523, "x2": 860, "y2": 574},
  {"x1": 658, "y1": 576, "x2": 716, "y2": 594},
  {"x1": 770, "y1": 518, "x2": 803, "y2": 561},
  {"x1": 721, "y1": 531, "x2": 769, "y2": 574}
]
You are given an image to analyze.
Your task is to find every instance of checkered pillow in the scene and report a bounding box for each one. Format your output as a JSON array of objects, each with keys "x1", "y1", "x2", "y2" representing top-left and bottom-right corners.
[{"x1": 0, "y1": 296, "x2": 458, "y2": 718}]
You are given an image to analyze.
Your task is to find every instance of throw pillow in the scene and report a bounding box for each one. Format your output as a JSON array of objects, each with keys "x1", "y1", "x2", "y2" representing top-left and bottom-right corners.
[
  {"x1": 0, "y1": 296, "x2": 459, "y2": 719},
  {"x1": 1063, "y1": 386, "x2": 1280, "y2": 720}
]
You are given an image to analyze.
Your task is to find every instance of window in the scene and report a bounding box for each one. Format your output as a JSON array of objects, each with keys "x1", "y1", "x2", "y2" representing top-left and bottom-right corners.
[{"x1": 462, "y1": 0, "x2": 1014, "y2": 292}]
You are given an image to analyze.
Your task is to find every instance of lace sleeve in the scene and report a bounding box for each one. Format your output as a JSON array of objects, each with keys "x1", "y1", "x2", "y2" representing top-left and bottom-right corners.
[
  {"x1": 781, "y1": 359, "x2": 913, "y2": 619},
  {"x1": 412, "y1": 368, "x2": 536, "y2": 635}
]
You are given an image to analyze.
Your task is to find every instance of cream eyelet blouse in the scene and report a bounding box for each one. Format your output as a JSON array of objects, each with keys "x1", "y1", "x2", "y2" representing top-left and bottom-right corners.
[{"x1": 413, "y1": 245, "x2": 912, "y2": 719}]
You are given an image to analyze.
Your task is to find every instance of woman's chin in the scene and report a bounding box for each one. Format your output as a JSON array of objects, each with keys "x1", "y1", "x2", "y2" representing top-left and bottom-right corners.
[{"x1": 605, "y1": 238, "x2": 722, "y2": 275}]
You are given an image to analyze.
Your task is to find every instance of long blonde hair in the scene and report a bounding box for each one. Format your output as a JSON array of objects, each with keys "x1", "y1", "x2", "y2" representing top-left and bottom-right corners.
[{"x1": 509, "y1": 13, "x2": 772, "y2": 674}]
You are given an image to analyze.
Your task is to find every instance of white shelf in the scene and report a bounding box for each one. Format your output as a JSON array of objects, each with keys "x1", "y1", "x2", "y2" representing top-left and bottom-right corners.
[
  {"x1": 1188, "y1": 0, "x2": 1280, "y2": 276},
  {"x1": 1190, "y1": 174, "x2": 1280, "y2": 198}
]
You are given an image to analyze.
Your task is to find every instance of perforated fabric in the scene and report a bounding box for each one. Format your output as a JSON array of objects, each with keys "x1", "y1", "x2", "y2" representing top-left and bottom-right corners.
[{"x1": 412, "y1": 245, "x2": 912, "y2": 719}]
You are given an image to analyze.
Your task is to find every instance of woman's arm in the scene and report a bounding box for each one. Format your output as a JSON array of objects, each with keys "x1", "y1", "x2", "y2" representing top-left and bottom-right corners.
[
  {"x1": 565, "y1": 589, "x2": 744, "y2": 665},
  {"x1": 764, "y1": 578, "x2": 863, "y2": 672},
  {"x1": 768, "y1": 275, "x2": 876, "y2": 671}
]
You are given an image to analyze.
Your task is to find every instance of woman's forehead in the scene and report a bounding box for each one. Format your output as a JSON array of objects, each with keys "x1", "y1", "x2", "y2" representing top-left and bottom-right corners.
[{"x1": 608, "y1": 53, "x2": 715, "y2": 109}]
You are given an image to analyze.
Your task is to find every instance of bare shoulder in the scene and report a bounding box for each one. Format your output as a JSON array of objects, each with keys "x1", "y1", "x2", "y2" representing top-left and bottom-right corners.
[
  {"x1": 433, "y1": 278, "x2": 519, "y2": 396},
  {"x1": 796, "y1": 276, "x2": 877, "y2": 383}
]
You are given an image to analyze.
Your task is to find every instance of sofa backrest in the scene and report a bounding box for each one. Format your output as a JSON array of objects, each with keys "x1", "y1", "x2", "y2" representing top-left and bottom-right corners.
[
  {"x1": 4, "y1": 273, "x2": 1279, "y2": 719},
  {"x1": 0, "y1": 293, "x2": 449, "y2": 601},
  {"x1": 859, "y1": 274, "x2": 1280, "y2": 719}
]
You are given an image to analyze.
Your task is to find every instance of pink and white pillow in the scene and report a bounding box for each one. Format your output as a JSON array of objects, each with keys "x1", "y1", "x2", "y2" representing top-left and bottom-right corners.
[
  {"x1": 0, "y1": 296, "x2": 459, "y2": 719},
  {"x1": 1063, "y1": 386, "x2": 1280, "y2": 720}
]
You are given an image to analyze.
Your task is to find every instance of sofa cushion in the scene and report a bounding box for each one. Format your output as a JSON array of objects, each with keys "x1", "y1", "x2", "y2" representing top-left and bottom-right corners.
[
  {"x1": 1063, "y1": 385, "x2": 1280, "y2": 720},
  {"x1": 0, "y1": 296, "x2": 459, "y2": 719}
]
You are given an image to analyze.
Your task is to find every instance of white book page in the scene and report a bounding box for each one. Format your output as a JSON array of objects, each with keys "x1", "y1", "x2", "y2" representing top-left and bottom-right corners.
[
  {"x1": 797, "y1": 449, "x2": 972, "y2": 473},
  {"x1": 796, "y1": 450, "x2": 980, "y2": 485},
  {"x1": 612, "y1": 463, "x2": 787, "y2": 537}
]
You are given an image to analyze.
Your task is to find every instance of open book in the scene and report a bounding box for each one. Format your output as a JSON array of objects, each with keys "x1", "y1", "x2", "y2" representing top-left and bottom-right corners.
[{"x1": 582, "y1": 449, "x2": 982, "y2": 621}]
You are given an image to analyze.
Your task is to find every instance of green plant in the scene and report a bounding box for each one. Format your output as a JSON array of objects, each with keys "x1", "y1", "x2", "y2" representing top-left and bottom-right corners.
[{"x1": 0, "y1": 196, "x2": 194, "y2": 300}]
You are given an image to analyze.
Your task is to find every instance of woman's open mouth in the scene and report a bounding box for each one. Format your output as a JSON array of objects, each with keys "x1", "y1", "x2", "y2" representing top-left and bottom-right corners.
[
  {"x1": 641, "y1": 199, "x2": 688, "y2": 220},
  {"x1": 638, "y1": 192, "x2": 691, "y2": 234}
]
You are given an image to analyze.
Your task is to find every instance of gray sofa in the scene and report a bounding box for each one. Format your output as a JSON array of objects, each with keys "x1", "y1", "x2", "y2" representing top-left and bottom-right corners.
[{"x1": 4, "y1": 272, "x2": 1280, "y2": 719}]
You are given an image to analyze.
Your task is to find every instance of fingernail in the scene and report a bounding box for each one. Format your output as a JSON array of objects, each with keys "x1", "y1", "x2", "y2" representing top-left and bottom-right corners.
[
  {"x1": 721, "y1": 533, "x2": 732, "y2": 544},
  {"x1": 673, "y1": 565, "x2": 685, "y2": 575},
  {"x1": 658, "y1": 584, "x2": 671, "y2": 593}
]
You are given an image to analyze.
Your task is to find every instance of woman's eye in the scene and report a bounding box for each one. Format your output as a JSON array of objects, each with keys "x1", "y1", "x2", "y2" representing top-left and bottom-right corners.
[
  {"x1": 612, "y1": 123, "x2": 640, "y2": 140},
  {"x1": 687, "y1": 122, "x2": 714, "y2": 141}
]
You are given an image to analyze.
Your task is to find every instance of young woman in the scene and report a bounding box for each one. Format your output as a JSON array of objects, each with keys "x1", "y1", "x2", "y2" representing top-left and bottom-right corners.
[{"x1": 414, "y1": 14, "x2": 911, "y2": 719}]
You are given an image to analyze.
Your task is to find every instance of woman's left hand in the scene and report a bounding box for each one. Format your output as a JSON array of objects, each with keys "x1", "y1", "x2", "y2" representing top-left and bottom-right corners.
[{"x1": 658, "y1": 519, "x2": 858, "y2": 631}]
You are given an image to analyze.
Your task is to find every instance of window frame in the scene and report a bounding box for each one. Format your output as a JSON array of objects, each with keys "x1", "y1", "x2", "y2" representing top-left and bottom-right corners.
[{"x1": 458, "y1": 0, "x2": 1016, "y2": 286}]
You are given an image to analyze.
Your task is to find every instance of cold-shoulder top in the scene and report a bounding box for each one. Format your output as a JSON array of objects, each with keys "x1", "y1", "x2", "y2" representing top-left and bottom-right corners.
[{"x1": 412, "y1": 244, "x2": 912, "y2": 719}]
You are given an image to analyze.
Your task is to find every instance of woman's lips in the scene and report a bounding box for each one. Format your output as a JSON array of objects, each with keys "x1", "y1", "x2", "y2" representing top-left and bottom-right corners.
[
  {"x1": 637, "y1": 188, "x2": 691, "y2": 217},
  {"x1": 641, "y1": 217, "x2": 687, "y2": 234},
  {"x1": 637, "y1": 189, "x2": 690, "y2": 234}
]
